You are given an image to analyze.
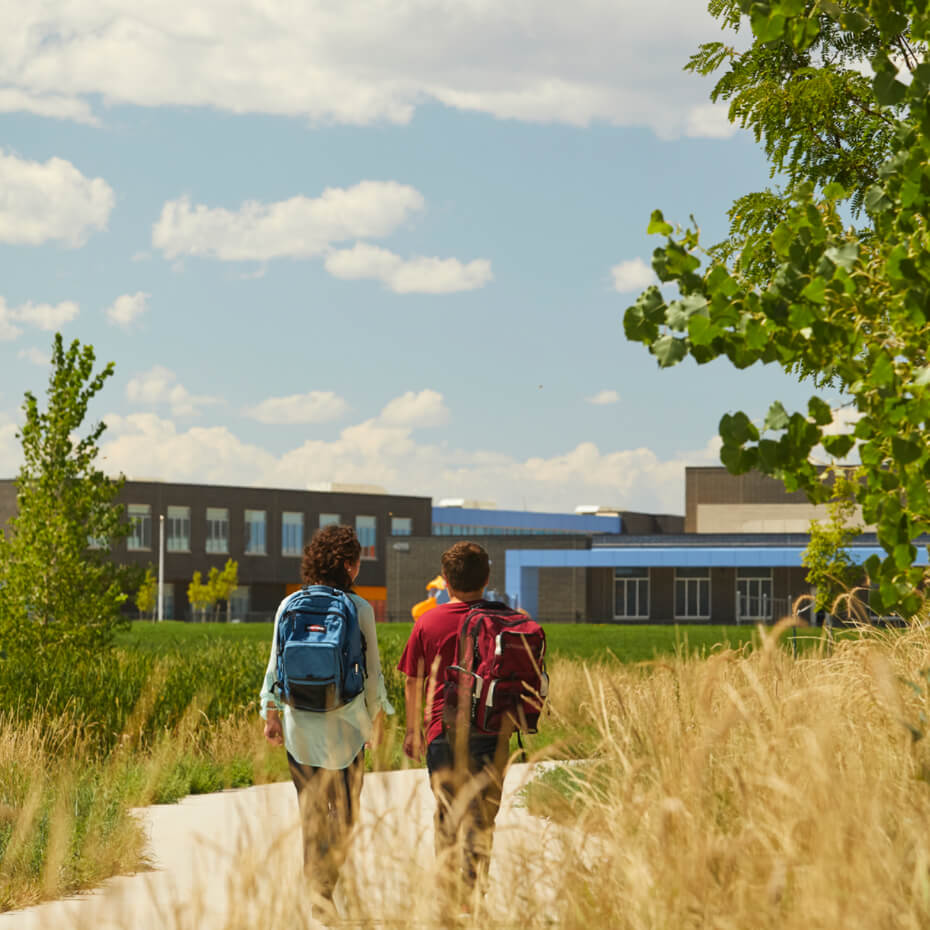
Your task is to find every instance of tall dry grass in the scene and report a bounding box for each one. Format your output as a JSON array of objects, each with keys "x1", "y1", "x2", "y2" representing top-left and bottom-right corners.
[
  {"x1": 518, "y1": 621, "x2": 930, "y2": 929},
  {"x1": 0, "y1": 716, "x2": 147, "y2": 910},
  {"x1": 114, "y1": 621, "x2": 930, "y2": 930}
]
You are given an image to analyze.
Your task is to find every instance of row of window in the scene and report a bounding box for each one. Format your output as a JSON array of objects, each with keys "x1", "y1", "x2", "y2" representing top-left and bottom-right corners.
[
  {"x1": 613, "y1": 567, "x2": 775, "y2": 620},
  {"x1": 126, "y1": 505, "x2": 413, "y2": 558},
  {"x1": 432, "y1": 524, "x2": 576, "y2": 536},
  {"x1": 153, "y1": 583, "x2": 250, "y2": 620}
]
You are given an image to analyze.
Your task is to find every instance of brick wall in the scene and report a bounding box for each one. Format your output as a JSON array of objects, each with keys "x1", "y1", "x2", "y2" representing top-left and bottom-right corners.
[{"x1": 385, "y1": 535, "x2": 591, "y2": 623}]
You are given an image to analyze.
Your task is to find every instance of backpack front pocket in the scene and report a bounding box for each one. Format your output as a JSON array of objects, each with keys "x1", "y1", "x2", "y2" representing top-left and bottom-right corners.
[{"x1": 283, "y1": 641, "x2": 339, "y2": 711}]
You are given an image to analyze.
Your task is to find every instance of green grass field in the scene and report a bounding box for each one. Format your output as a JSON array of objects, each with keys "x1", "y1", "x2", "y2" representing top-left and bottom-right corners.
[{"x1": 117, "y1": 619, "x2": 834, "y2": 662}]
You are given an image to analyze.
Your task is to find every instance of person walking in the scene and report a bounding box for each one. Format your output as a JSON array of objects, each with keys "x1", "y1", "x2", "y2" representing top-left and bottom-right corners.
[
  {"x1": 398, "y1": 540, "x2": 542, "y2": 913},
  {"x1": 260, "y1": 524, "x2": 391, "y2": 909}
]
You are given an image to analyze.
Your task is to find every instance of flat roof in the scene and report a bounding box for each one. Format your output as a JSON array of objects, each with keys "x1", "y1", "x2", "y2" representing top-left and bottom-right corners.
[
  {"x1": 432, "y1": 506, "x2": 622, "y2": 534},
  {"x1": 505, "y1": 544, "x2": 930, "y2": 569}
]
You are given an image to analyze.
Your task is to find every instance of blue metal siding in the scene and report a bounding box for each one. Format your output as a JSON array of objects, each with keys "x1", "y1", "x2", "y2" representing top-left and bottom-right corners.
[{"x1": 504, "y1": 545, "x2": 929, "y2": 614}]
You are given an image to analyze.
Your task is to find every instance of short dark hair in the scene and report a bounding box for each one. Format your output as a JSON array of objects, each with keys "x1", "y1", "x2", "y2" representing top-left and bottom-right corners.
[
  {"x1": 441, "y1": 541, "x2": 490, "y2": 593},
  {"x1": 301, "y1": 524, "x2": 361, "y2": 590}
]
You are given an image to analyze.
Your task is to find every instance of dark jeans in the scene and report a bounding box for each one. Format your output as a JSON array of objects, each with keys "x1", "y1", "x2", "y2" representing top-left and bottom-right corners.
[
  {"x1": 426, "y1": 731, "x2": 510, "y2": 899},
  {"x1": 287, "y1": 750, "x2": 364, "y2": 899}
]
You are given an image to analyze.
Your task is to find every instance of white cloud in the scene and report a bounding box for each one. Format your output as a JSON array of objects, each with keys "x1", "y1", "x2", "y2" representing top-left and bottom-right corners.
[
  {"x1": 0, "y1": 296, "x2": 79, "y2": 339},
  {"x1": 12, "y1": 300, "x2": 79, "y2": 331},
  {"x1": 0, "y1": 151, "x2": 114, "y2": 247},
  {"x1": 378, "y1": 390, "x2": 450, "y2": 428},
  {"x1": 100, "y1": 413, "x2": 276, "y2": 486},
  {"x1": 587, "y1": 390, "x2": 620, "y2": 406},
  {"x1": 96, "y1": 389, "x2": 723, "y2": 514},
  {"x1": 325, "y1": 243, "x2": 493, "y2": 294},
  {"x1": 0, "y1": 2, "x2": 737, "y2": 139},
  {"x1": 18, "y1": 348, "x2": 49, "y2": 367},
  {"x1": 152, "y1": 182, "x2": 424, "y2": 261},
  {"x1": 0, "y1": 89, "x2": 99, "y2": 125},
  {"x1": 0, "y1": 421, "x2": 21, "y2": 476},
  {"x1": 610, "y1": 258, "x2": 656, "y2": 293},
  {"x1": 0, "y1": 303, "x2": 22, "y2": 342},
  {"x1": 105, "y1": 292, "x2": 150, "y2": 328},
  {"x1": 685, "y1": 102, "x2": 739, "y2": 139},
  {"x1": 125, "y1": 366, "x2": 220, "y2": 418},
  {"x1": 243, "y1": 391, "x2": 349, "y2": 425}
]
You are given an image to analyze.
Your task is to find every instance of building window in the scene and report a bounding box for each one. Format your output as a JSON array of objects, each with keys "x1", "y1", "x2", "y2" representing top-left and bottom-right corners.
[
  {"x1": 229, "y1": 586, "x2": 250, "y2": 621},
  {"x1": 319, "y1": 513, "x2": 340, "y2": 528},
  {"x1": 245, "y1": 509, "x2": 267, "y2": 555},
  {"x1": 736, "y1": 567, "x2": 773, "y2": 621},
  {"x1": 391, "y1": 516, "x2": 412, "y2": 536},
  {"x1": 613, "y1": 568, "x2": 649, "y2": 619},
  {"x1": 128, "y1": 504, "x2": 152, "y2": 551},
  {"x1": 675, "y1": 568, "x2": 711, "y2": 620},
  {"x1": 166, "y1": 505, "x2": 191, "y2": 552},
  {"x1": 356, "y1": 515, "x2": 377, "y2": 559},
  {"x1": 282, "y1": 512, "x2": 304, "y2": 556},
  {"x1": 206, "y1": 507, "x2": 229, "y2": 554},
  {"x1": 160, "y1": 583, "x2": 175, "y2": 620}
]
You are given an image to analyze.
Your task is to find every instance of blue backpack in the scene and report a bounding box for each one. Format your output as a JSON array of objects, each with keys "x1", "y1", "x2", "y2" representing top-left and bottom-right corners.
[{"x1": 273, "y1": 585, "x2": 366, "y2": 712}]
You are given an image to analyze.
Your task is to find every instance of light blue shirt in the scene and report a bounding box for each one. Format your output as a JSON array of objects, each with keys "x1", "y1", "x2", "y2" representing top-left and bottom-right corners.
[{"x1": 260, "y1": 590, "x2": 394, "y2": 769}]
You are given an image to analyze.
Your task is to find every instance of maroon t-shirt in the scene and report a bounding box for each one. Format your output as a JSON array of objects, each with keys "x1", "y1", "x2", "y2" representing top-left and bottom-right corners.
[{"x1": 397, "y1": 600, "x2": 479, "y2": 745}]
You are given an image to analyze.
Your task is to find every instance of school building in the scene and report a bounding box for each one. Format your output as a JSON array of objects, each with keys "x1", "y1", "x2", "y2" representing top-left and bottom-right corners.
[
  {"x1": 388, "y1": 468, "x2": 928, "y2": 624},
  {"x1": 0, "y1": 478, "x2": 431, "y2": 622},
  {"x1": 3, "y1": 466, "x2": 916, "y2": 624}
]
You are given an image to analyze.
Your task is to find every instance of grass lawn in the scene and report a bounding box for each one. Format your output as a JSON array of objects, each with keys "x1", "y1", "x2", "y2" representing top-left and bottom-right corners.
[{"x1": 117, "y1": 618, "x2": 834, "y2": 662}]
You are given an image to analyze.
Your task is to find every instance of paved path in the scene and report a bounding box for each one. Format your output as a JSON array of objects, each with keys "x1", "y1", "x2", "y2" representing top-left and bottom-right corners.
[{"x1": 0, "y1": 763, "x2": 564, "y2": 929}]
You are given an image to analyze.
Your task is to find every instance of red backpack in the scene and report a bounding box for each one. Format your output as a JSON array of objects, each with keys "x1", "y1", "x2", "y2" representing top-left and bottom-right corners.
[{"x1": 443, "y1": 601, "x2": 548, "y2": 735}]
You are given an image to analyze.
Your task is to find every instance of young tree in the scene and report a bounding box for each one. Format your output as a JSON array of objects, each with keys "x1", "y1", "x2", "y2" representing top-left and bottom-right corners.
[
  {"x1": 208, "y1": 559, "x2": 239, "y2": 622},
  {"x1": 135, "y1": 567, "x2": 158, "y2": 620},
  {"x1": 624, "y1": 0, "x2": 930, "y2": 616},
  {"x1": 801, "y1": 468, "x2": 864, "y2": 619},
  {"x1": 0, "y1": 335, "x2": 128, "y2": 656},
  {"x1": 187, "y1": 571, "x2": 214, "y2": 623}
]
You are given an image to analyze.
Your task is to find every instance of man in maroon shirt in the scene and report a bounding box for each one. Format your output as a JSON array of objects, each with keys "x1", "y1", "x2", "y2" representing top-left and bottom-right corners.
[{"x1": 398, "y1": 541, "x2": 512, "y2": 907}]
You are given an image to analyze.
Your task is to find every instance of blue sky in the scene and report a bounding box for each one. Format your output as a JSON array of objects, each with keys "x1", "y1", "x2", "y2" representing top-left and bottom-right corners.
[{"x1": 0, "y1": 1, "x2": 831, "y2": 514}]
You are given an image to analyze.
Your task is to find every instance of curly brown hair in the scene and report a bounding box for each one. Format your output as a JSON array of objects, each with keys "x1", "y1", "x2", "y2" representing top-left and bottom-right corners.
[{"x1": 301, "y1": 524, "x2": 361, "y2": 590}]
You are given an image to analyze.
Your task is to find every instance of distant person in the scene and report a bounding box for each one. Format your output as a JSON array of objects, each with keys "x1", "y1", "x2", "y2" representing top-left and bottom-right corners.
[
  {"x1": 260, "y1": 524, "x2": 392, "y2": 912},
  {"x1": 398, "y1": 541, "x2": 546, "y2": 912}
]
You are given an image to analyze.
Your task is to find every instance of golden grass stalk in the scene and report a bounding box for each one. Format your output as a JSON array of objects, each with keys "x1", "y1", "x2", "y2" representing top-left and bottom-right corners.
[{"x1": 117, "y1": 621, "x2": 930, "y2": 930}]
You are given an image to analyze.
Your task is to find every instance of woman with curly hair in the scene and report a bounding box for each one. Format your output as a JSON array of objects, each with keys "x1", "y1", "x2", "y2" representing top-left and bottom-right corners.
[{"x1": 259, "y1": 523, "x2": 392, "y2": 910}]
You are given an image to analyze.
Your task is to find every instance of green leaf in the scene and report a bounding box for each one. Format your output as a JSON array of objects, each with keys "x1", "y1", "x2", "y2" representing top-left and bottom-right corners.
[
  {"x1": 652, "y1": 334, "x2": 688, "y2": 368},
  {"x1": 871, "y1": 353, "x2": 894, "y2": 387},
  {"x1": 647, "y1": 210, "x2": 673, "y2": 236},
  {"x1": 688, "y1": 314, "x2": 720, "y2": 347},
  {"x1": 824, "y1": 242, "x2": 858, "y2": 272},
  {"x1": 752, "y1": 9, "x2": 786, "y2": 43},
  {"x1": 892, "y1": 543, "x2": 917, "y2": 571},
  {"x1": 763, "y1": 400, "x2": 790, "y2": 431},
  {"x1": 822, "y1": 434, "x2": 854, "y2": 458},
  {"x1": 800, "y1": 277, "x2": 826, "y2": 303},
  {"x1": 840, "y1": 9, "x2": 870, "y2": 32},
  {"x1": 720, "y1": 411, "x2": 760, "y2": 446},
  {"x1": 873, "y1": 70, "x2": 907, "y2": 107},
  {"x1": 864, "y1": 185, "x2": 892, "y2": 216},
  {"x1": 914, "y1": 366, "x2": 930, "y2": 388},
  {"x1": 807, "y1": 396, "x2": 832, "y2": 426},
  {"x1": 892, "y1": 436, "x2": 923, "y2": 465},
  {"x1": 666, "y1": 295, "x2": 708, "y2": 330},
  {"x1": 788, "y1": 303, "x2": 816, "y2": 329}
]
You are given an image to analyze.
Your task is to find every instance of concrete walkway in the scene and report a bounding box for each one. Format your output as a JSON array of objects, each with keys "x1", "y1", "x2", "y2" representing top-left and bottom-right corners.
[{"x1": 0, "y1": 763, "x2": 565, "y2": 929}]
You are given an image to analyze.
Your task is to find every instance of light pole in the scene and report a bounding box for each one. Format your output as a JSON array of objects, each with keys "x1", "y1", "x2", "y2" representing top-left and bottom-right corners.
[{"x1": 157, "y1": 513, "x2": 165, "y2": 622}]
